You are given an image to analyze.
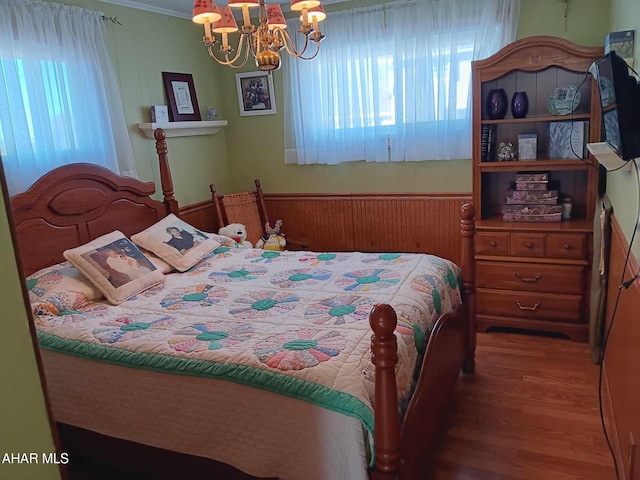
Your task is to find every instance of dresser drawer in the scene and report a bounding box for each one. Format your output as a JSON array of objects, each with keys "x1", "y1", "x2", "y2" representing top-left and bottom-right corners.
[
  {"x1": 476, "y1": 261, "x2": 584, "y2": 294},
  {"x1": 476, "y1": 232, "x2": 510, "y2": 255},
  {"x1": 477, "y1": 288, "x2": 583, "y2": 323},
  {"x1": 510, "y1": 233, "x2": 546, "y2": 257},
  {"x1": 547, "y1": 234, "x2": 586, "y2": 259}
]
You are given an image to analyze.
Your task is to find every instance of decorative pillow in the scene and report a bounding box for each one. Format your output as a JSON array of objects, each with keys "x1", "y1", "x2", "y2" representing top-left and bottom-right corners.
[
  {"x1": 131, "y1": 214, "x2": 221, "y2": 272},
  {"x1": 139, "y1": 248, "x2": 175, "y2": 274},
  {"x1": 27, "y1": 261, "x2": 104, "y2": 311},
  {"x1": 63, "y1": 231, "x2": 165, "y2": 304},
  {"x1": 31, "y1": 292, "x2": 91, "y2": 317}
]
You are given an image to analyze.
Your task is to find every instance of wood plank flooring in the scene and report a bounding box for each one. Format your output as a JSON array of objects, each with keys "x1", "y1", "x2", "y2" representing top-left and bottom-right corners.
[{"x1": 431, "y1": 332, "x2": 616, "y2": 480}]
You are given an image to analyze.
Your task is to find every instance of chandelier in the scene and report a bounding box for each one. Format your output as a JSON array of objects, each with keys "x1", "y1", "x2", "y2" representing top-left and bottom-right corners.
[{"x1": 192, "y1": 0, "x2": 326, "y2": 71}]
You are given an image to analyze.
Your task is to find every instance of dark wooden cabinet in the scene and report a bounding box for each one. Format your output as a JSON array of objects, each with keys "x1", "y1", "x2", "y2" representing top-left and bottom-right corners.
[{"x1": 471, "y1": 36, "x2": 604, "y2": 342}]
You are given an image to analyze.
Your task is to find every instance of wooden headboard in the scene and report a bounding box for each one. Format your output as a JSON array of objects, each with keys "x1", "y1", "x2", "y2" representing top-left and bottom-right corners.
[{"x1": 10, "y1": 129, "x2": 179, "y2": 276}]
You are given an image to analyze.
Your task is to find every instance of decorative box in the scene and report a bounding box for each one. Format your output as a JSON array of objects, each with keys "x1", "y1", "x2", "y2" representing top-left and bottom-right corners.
[
  {"x1": 515, "y1": 172, "x2": 549, "y2": 183},
  {"x1": 515, "y1": 181, "x2": 548, "y2": 191},
  {"x1": 502, "y1": 205, "x2": 562, "y2": 222},
  {"x1": 506, "y1": 190, "x2": 558, "y2": 204}
]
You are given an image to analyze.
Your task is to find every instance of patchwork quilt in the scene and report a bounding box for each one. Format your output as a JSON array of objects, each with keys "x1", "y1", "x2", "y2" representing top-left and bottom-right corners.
[{"x1": 30, "y1": 247, "x2": 462, "y2": 439}]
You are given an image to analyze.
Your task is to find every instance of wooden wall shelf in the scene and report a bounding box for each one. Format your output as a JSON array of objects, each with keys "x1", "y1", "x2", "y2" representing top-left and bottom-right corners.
[{"x1": 137, "y1": 120, "x2": 228, "y2": 138}]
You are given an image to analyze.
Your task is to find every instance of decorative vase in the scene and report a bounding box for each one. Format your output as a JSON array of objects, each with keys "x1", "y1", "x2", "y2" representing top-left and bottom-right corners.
[
  {"x1": 511, "y1": 91, "x2": 529, "y2": 118},
  {"x1": 486, "y1": 88, "x2": 508, "y2": 120}
]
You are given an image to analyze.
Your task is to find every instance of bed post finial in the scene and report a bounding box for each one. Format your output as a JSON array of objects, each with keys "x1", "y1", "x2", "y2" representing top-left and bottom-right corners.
[
  {"x1": 369, "y1": 303, "x2": 401, "y2": 477},
  {"x1": 154, "y1": 128, "x2": 179, "y2": 216},
  {"x1": 460, "y1": 203, "x2": 476, "y2": 373}
]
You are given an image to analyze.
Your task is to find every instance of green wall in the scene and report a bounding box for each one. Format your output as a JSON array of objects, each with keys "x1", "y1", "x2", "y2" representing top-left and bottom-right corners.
[
  {"x1": 609, "y1": 0, "x2": 640, "y2": 260},
  {"x1": 220, "y1": 0, "x2": 611, "y2": 193},
  {"x1": 52, "y1": 0, "x2": 232, "y2": 205},
  {"x1": 0, "y1": 186, "x2": 60, "y2": 480}
]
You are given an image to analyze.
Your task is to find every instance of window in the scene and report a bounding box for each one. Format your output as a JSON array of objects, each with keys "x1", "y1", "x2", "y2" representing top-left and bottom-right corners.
[
  {"x1": 284, "y1": 0, "x2": 520, "y2": 165},
  {"x1": 0, "y1": 0, "x2": 135, "y2": 194}
]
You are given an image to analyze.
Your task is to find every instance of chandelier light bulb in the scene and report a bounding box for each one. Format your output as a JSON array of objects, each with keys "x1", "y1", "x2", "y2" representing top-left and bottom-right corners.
[{"x1": 195, "y1": 0, "x2": 326, "y2": 72}]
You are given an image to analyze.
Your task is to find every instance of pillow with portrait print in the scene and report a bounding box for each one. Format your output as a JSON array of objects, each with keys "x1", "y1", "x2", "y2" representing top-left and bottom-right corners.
[
  {"x1": 26, "y1": 260, "x2": 105, "y2": 310},
  {"x1": 63, "y1": 230, "x2": 165, "y2": 305},
  {"x1": 130, "y1": 214, "x2": 221, "y2": 272},
  {"x1": 138, "y1": 248, "x2": 175, "y2": 274}
]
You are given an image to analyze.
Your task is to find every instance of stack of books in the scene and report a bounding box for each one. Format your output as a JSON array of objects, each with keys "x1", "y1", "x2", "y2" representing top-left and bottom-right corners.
[
  {"x1": 502, "y1": 172, "x2": 562, "y2": 222},
  {"x1": 481, "y1": 124, "x2": 497, "y2": 161}
]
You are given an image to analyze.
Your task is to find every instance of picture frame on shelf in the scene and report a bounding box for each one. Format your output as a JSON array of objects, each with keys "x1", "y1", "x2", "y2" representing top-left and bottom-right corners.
[
  {"x1": 162, "y1": 72, "x2": 201, "y2": 122},
  {"x1": 548, "y1": 121, "x2": 586, "y2": 159},
  {"x1": 235, "y1": 71, "x2": 276, "y2": 117},
  {"x1": 150, "y1": 105, "x2": 169, "y2": 123},
  {"x1": 517, "y1": 133, "x2": 537, "y2": 160}
]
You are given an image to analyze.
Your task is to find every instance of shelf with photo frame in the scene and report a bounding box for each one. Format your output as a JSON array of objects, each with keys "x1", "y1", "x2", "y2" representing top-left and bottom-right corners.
[
  {"x1": 137, "y1": 120, "x2": 228, "y2": 138},
  {"x1": 471, "y1": 36, "x2": 605, "y2": 342},
  {"x1": 472, "y1": 36, "x2": 604, "y2": 221}
]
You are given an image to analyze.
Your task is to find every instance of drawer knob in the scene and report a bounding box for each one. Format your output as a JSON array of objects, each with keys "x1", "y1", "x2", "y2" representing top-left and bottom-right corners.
[
  {"x1": 489, "y1": 241, "x2": 496, "y2": 247},
  {"x1": 525, "y1": 242, "x2": 533, "y2": 249},
  {"x1": 515, "y1": 301, "x2": 540, "y2": 311},
  {"x1": 564, "y1": 243, "x2": 570, "y2": 249},
  {"x1": 515, "y1": 272, "x2": 541, "y2": 283}
]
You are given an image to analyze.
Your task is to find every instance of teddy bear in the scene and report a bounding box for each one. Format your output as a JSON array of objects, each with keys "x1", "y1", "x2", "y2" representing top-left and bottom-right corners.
[
  {"x1": 218, "y1": 223, "x2": 253, "y2": 249},
  {"x1": 255, "y1": 219, "x2": 286, "y2": 251}
]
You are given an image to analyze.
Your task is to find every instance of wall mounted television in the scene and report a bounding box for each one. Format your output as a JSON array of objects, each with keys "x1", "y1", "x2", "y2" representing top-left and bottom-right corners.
[{"x1": 594, "y1": 51, "x2": 640, "y2": 161}]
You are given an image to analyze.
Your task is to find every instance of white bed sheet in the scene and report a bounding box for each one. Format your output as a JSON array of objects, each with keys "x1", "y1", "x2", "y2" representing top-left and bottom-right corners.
[{"x1": 42, "y1": 349, "x2": 370, "y2": 480}]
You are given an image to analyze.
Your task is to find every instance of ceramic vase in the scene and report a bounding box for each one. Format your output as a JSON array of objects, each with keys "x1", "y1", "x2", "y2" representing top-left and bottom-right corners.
[
  {"x1": 511, "y1": 91, "x2": 529, "y2": 118},
  {"x1": 486, "y1": 88, "x2": 508, "y2": 120}
]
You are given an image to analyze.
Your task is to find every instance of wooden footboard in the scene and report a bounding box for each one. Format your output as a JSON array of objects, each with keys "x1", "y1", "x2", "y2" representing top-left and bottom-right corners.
[{"x1": 369, "y1": 203, "x2": 476, "y2": 480}]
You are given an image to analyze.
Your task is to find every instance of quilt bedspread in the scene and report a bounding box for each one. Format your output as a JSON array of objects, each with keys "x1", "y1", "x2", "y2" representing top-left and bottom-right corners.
[{"x1": 32, "y1": 247, "x2": 461, "y2": 437}]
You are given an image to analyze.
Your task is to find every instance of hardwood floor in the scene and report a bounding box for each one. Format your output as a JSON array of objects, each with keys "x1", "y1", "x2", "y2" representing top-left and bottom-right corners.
[{"x1": 431, "y1": 331, "x2": 616, "y2": 480}]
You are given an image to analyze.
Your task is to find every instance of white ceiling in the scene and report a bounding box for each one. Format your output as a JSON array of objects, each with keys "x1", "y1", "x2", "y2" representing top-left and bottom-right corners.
[
  {"x1": 97, "y1": 0, "x2": 345, "y2": 20},
  {"x1": 97, "y1": 0, "x2": 231, "y2": 20}
]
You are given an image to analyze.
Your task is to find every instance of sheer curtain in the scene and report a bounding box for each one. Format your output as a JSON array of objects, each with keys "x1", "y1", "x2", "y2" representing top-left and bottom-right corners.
[
  {"x1": 0, "y1": 0, "x2": 136, "y2": 195},
  {"x1": 284, "y1": 0, "x2": 520, "y2": 165}
]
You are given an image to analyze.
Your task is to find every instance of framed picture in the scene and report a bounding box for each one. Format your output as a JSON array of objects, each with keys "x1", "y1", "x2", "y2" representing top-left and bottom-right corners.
[
  {"x1": 162, "y1": 72, "x2": 201, "y2": 122},
  {"x1": 235, "y1": 71, "x2": 276, "y2": 116},
  {"x1": 517, "y1": 133, "x2": 538, "y2": 160}
]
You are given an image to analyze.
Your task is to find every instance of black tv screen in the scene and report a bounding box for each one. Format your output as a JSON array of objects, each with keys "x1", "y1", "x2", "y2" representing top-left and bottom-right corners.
[{"x1": 594, "y1": 51, "x2": 640, "y2": 161}]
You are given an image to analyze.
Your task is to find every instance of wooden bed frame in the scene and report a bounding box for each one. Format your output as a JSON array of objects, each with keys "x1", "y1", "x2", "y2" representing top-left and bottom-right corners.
[{"x1": 10, "y1": 128, "x2": 477, "y2": 480}]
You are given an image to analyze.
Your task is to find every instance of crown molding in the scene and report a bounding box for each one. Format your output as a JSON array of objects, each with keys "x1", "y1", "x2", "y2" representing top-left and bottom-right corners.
[{"x1": 97, "y1": 0, "x2": 191, "y2": 20}]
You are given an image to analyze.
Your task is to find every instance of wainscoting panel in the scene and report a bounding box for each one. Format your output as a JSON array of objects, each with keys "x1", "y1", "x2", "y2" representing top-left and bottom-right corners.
[
  {"x1": 264, "y1": 193, "x2": 471, "y2": 266},
  {"x1": 603, "y1": 215, "x2": 640, "y2": 480},
  {"x1": 181, "y1": 193, "x2": 472, "y2": 266},
  {"x1": 262, "y1": 195, "x2": 356, "y2": 253}
]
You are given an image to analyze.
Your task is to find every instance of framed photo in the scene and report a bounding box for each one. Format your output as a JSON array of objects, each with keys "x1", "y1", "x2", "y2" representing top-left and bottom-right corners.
[
  {"x1": 235, "y1": 71, "x2": 276, "y2": 116},
  {"x1": 548, "y1": 121, "x2": 586, "y2": 159},
  {"x1": 162, "y1": 72, "x2": 201, "y2": 122},
  {"x1": 517, "y1": 133, "x2": 538, "y2": 160}
]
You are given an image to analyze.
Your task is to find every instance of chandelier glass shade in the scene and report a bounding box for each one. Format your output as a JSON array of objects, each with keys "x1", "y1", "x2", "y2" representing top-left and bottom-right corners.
[{"x1": 192, "y1": 0, "x2": 326, "y2": 71}]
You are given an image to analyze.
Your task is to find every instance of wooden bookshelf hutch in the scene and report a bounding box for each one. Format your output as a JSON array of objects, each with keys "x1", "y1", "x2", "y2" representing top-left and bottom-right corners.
[{"x1": 471, "y1": 36, "x2": 604, "y2": 341}]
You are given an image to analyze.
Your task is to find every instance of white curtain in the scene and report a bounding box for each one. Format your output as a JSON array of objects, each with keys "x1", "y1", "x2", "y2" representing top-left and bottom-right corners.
[
  {"x1": 284, "y1": 0, "x2": 520, "y2": 165},
  {"x1": 0, "y1": 0, "x2": 136, "y2": 195}
]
